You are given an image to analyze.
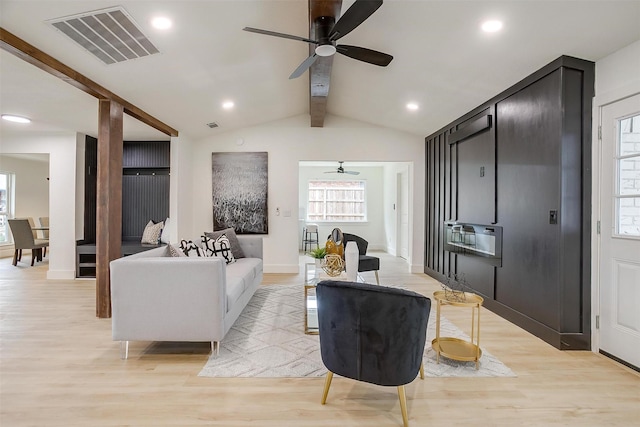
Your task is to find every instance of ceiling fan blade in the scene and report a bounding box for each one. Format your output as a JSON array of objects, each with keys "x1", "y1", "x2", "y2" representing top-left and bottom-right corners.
[
  {"x1": 329, "y1": 0, "x2": 383, "y2": 41},
  {"x1": 289, "y1": 54, "x2": 319, "y2": 79},
  {"x1": 344, "y1": 171, "x2": 360, "y2": 175},
  {"x1": 243, "y1": 27, "x2": 317, "y2": 44},
  {"x1": 336, "y1": 45, "x2": 393, "y2": 66}
]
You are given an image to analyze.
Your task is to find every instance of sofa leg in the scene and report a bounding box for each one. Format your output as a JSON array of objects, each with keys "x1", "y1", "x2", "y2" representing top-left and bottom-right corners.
[
  {"x1": 211, "y1": 341, "x2": 219, "y2": 356},
  {"x1": 120, "y1": 341, "x2": 129, "y2": 360}
]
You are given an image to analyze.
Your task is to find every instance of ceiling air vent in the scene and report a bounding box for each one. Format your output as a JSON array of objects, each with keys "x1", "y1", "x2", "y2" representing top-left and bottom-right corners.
[
  {"x1": 47, "y1": 6, "x2": 159, "y2": 65},
  {"x1": 207, "y1": 122, "x2": 219, "y2": 129}
]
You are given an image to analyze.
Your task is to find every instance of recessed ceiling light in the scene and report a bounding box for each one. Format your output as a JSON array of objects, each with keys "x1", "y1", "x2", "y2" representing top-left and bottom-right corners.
[
  {"x1": 406, "y1": 103, "x2": 419, "y2": 111},
  {"x1": 481, "y1": 20, "x2": 503, "y2": 33},
  {"x1": 222, "y1": 101, "x2": 235, "y2": 110},
  {"x1": 151, "y1": 16, "x2": 172, "y2": 30},
  {"x1": 1, "y1": 114, "x2": 31, "y2": 124}
]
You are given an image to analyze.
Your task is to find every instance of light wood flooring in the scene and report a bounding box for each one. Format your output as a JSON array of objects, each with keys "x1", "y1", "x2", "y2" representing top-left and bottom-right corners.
[{"x1": 1, "y1": 252, "x2": 638, "y2": 426}]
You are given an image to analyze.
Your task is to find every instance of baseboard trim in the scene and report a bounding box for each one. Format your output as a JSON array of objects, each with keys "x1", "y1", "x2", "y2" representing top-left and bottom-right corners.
[
  {"x1": 263, "y1": 264, "x2": 299, "y2": 274},
  {"x1": 47, "y1": 270, "x2": 75, "y2": 280}
]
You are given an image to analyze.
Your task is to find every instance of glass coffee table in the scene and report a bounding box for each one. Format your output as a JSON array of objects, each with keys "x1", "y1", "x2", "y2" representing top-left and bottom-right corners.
[{"x1": 304, "y1": 262, "x2": 347, "y2": 335}]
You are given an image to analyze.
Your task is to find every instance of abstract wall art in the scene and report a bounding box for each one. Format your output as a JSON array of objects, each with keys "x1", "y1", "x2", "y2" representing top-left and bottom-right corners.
[{"x1": 211, "y1": 152, "x2": 268, "y2": 234}]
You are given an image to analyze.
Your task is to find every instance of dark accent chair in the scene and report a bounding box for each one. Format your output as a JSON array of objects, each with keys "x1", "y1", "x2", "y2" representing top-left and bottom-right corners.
[
  {"x1": 8, "y1": 218, "x2": 49, "y2": 266},
  {"x1": 316, "y1": 280, "x2": 431, "y2": 427},
  {"x1": 342, "y1": 232, "x2": 380, "y2": 284}
]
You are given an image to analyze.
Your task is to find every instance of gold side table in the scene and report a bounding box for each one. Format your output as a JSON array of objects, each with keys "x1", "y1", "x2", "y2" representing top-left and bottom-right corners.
[{"x1": 431, "y1": 290, "x2": 483, "y2": 369}]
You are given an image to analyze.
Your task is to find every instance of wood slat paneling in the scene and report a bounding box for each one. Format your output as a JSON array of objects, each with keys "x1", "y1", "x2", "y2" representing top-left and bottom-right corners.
[{"x1": 122, "y1": 174, "x2": 170, "y2": 240}]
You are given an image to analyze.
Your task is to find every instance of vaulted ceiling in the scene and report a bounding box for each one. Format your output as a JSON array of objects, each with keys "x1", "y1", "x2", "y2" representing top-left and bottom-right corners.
[{"x1": 1, "y1": 1, "x2": 639, "y2": 141}]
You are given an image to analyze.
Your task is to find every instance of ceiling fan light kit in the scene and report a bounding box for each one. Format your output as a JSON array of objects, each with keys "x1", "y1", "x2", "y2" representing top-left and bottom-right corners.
[{"x1": 243, "y1": 0, "x2": 392, "y2": 79}]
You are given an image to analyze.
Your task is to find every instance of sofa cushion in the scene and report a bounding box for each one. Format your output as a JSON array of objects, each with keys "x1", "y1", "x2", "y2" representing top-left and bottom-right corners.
[
  {"x1": 179, "y1": 239, "x2": 206, "y2": 257},
  {"x1": 204, "y1": 228, "x2": 245, "y2": 259},
  {"x1": 141, "y1": 220, "x2": 164, "y2": 244},
  {"x1": 202, "y1": 234, "x2": 236, "y2": 264},
  {"x1": 167, "y1": 243, "x2": 185, "y2": 257},
  {"x1": 226, "y1": 258, "x2": 261, "y2": 284},
  {"x1": 226, "y1": 276, "x2": 246, "y2": 313}
]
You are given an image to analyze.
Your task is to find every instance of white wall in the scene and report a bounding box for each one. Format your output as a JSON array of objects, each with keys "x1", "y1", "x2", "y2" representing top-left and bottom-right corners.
[
  {"x1": 298, "y1": 164, "x2": 385, "y2": 250},
  {"x1": 383, "y1": 163, "x2": 411, "y2": 255},
  {"x1": 170, "y1": 134, "x2": 194, "y2": 242},
  {"x1": 594, "y1": 40, "x2": 640, "y2": 105},
  {"x1": 591, "y1": 39, "x2": 640, "y2": 351},
  {"x1": 0, "y1": 154, "x2": 49, "y2": 218},
  {"x1": 0, "y1": 131, "x2": 79, "y2": 279},
  {"x1": 189, "y1": 114, "x2": 425, "y2": 273}
]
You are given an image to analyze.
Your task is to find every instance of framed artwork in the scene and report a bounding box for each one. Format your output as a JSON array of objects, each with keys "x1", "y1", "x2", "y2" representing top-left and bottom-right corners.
[{"x1": 211, "y1": 152, "x2": 268, "y2": 234}]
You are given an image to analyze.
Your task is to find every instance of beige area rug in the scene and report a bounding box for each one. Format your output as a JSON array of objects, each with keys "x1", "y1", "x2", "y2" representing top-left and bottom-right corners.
[{"x1": 198, "y1": 284, "x2": 516, "y2": 378}]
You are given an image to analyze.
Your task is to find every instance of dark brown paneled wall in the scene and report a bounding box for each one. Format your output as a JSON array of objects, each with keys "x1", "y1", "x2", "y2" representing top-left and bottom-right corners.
[
  {"x1": 81, "y1": 138, "x2": 170, "y2": 243},
  {"x1": 425, "y1": 56, "x2": 594, "y2": 350}
]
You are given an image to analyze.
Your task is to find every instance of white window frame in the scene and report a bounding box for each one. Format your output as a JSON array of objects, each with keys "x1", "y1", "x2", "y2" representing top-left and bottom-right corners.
[
  {"x1": 0, "y1": 172, "x2": 15, "y2": 245},
  {"x1": 307, "y1": 179, "x2": 367, "y2": 223},
  {"x1": 614, "y1": 113, "x2": 640, "y2": 238}
]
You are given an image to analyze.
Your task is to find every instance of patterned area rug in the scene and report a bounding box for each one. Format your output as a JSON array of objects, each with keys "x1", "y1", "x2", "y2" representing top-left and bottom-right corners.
[{"x1": 198, "y1": 284, "x2": 516, "y2": 378}]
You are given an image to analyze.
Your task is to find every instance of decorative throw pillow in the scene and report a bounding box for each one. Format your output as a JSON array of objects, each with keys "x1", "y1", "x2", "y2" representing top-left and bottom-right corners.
[
  {"x1": 179, "y1": 239, "x2": 204, "y2": 257},
  {"x1": 167, "y1": 243, "x2": 185, "y2": 257},
  {"x1": 141, "y1": 220, "x2": 164, "y2": 244},
  {"x1": 201, "y1": 234, "x2": 236, "y2": 264},
  {"x1": 160, "y1": 217, "x2": 170, "y2": 244},
  {"x1": 204, "y1": 227, "x2": 245, "y2": 259}
]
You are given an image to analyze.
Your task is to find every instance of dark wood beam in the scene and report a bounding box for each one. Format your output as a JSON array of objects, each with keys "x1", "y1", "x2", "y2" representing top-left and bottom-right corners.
[
  {"x1": 96, "y1": 99, "x2": 124, "y2": 318},
  {"x1": 0, "y1": 27, "x2": 178, "y2": 137},
  {"x1": 308, "y1": 0, "x2": 342, "y2": 127}
]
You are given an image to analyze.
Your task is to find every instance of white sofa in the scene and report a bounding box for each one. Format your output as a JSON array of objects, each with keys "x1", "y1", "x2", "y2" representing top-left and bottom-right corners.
[{"x1": 109, "y1": 235, "x2": 263, "y2": 359}]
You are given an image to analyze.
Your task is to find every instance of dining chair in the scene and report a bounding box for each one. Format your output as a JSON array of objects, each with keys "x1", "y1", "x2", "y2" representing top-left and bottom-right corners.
[
  {"x1": 26, "y1": 217, "x2": 38, "y2": 239},
  {"x1": 38, "y1": 216, "x2": 49, "y2": 239},
  {"x1": 8, "y1": 218, "x2": 49, "y2": 266}
]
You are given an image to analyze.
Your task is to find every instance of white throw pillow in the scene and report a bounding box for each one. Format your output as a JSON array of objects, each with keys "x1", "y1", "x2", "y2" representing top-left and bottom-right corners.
[
  {"x1": 160, "y1": 217, "x2": 170, "y2": 244},
  {"x1": 179, "y1": 239, "x2": 205, "y2": 257},
  {"x1": 201, "y1": 234, "x2": 236, "y2": 264}
]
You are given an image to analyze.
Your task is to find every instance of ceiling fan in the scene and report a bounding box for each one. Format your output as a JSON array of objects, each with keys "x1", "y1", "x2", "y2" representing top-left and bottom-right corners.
[
  {"x1": 243, "y1": 0, "x2": 393, "y2": 79},
  {"x1": 325, "y1": 161, "x2": 360, "y2": 175}
]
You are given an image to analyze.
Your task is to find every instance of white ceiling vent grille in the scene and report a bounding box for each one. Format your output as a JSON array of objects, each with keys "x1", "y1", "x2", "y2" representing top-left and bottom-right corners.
[{"x1": 47, "y1": 6, "x2": 159, "y2": 65}]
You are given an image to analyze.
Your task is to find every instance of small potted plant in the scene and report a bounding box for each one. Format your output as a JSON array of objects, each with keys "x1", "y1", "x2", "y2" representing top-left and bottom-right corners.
[{"x1": 308, "y1": 246, "x2": 327, "y2": 268}]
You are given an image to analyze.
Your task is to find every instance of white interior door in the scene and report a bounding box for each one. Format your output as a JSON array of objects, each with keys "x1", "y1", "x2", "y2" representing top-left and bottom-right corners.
[
  {"x1": 599, "y1": 93, "x2": 640, "y2": 369},
  {"x1": 396, "y1": 171, "x2": 409, "y2": 260}
]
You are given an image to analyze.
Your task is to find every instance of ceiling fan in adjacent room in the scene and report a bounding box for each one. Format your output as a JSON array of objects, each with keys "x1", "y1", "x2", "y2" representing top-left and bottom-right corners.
[
  {"x1": 325, "y1": 161, "x2": 360, "y2": 175},
  {"x1": 243, "y1": 0, "x2": 393, "y2": 79}
]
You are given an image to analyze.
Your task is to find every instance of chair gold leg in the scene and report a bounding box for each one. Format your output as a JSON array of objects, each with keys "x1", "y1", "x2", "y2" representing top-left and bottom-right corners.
[
  {"x1": 374, "y1": 270, "x2": 380, "y2": 284},
  {"x1": 321, "y1": 371, "x2": 334, "y2": 404},
  {"x1": 397, "y1": 385, "x2": 409, "y2": 427},
  {"x1": 419, "y1": 362, "x2": 424, "y2": 380}
]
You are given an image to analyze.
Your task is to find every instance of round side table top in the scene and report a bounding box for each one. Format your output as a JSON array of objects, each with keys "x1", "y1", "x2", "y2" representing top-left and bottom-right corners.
[{"x1": 433, "y1": 290, "x2": 484, "y2": 306}]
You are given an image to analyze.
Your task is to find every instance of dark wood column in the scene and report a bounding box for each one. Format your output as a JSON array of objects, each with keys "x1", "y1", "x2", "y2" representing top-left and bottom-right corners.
[
  {"x1": 308, "y1": 0, "x2": 342, "y2": 127},
  {"x1": 96, "y1": 99, "x2": 123, "y2": 318}
]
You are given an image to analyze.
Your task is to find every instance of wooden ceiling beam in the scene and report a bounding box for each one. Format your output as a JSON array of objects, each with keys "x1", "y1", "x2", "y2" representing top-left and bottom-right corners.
[
  {"x1": 0, "y1": 27, "x2": 178, "y2": 137},
  {"x1": 308, "y1": 0, "x2": 342, "y2": 127}
]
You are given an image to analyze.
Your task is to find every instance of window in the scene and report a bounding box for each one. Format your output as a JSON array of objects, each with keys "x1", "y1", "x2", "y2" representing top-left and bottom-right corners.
[
  {"x1": 307, "y1": 180, "x2": 366, "y2": 222},
  {"x1": 616, "y1": 114, "x2": 640, "y2": 237},
  {"x1": 0, "y1": 172, "x2": 15, "y2": 244}
]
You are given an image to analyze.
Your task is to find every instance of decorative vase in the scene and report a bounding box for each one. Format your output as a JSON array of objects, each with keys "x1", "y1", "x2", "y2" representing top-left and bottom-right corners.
[{"x1": 345, "y1": 241, "x2": 359, "y2": 282}]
